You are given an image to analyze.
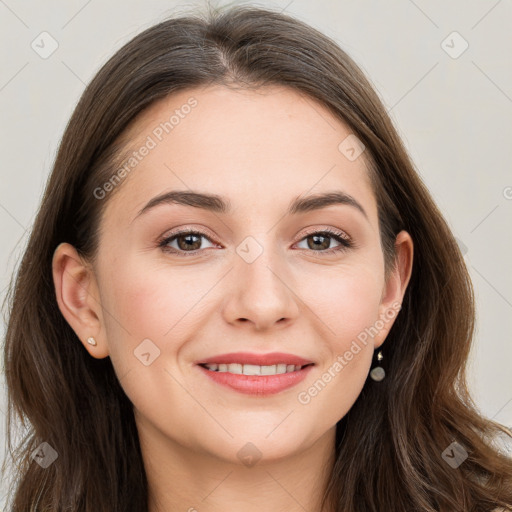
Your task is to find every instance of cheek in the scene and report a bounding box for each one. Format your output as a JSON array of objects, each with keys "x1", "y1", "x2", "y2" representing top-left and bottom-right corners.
[
  {"x1": 102, "y1": 260, "x2": 205, "y2": 344},
  {"x1": 97, "y1": 252, "x2": 234, "y2": 380},
  {"x1": 304, "y1": 264, "x2": 383, "y2": 344},
  {"x1": 301, "y1": 265, "x2": 382, "y2": 393},
  {"x1": 97, "y1": 259, "x2": 205, "y2": 421},
  {"x1": 94, "y1": 249, "x2": 384, "y2": 445}
]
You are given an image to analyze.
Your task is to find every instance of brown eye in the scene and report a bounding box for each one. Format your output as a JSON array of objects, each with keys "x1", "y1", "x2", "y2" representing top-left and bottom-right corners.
[
  {"x1": 159, "y1": 230, "x2": 216, "y2": 256},
  {"x1": 296, "y1": 229, "x2": 353, "y2": 255},
  {"x1": 158, "y1": 227, "x2": 353, "y2": 258},
  {"x1": 306, "y1": 233, "x2": 331, "y2": 250},
  {"x1": 175, "y1": 233, "x2": 202, "y2": 251}
]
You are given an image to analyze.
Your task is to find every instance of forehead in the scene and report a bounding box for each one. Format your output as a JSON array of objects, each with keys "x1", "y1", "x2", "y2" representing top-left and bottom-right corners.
[{"x1": 103, "y1": 84, "x2": 377, "y2": 225}]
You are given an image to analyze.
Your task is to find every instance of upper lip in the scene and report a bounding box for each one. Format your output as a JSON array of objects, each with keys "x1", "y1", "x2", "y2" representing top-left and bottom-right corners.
[{"x1": 196, "y1": 352, "x2": 314, "y2": 366}]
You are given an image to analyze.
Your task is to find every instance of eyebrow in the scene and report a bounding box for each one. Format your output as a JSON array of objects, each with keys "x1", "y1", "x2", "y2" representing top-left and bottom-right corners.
[{"x1": 135, "y1": 189, "x2": 368, "y2": 221}]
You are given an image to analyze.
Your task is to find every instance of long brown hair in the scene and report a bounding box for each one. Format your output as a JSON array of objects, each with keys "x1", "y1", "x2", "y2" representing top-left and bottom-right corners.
[{"x1": 2, "y1": 4, "x2": 512, "y2": 511}]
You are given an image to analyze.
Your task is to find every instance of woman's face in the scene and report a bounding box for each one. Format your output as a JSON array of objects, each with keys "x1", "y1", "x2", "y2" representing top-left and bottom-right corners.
[{"x1": 56, "y1": 84, "x2": 412, "y2": 465}]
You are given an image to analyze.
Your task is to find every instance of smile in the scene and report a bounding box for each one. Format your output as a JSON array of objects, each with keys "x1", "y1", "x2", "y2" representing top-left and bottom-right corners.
[
  {"x1": 197, "y1": 363, "x2": 314, "y2": 395},
  {"x1": 200, "y1": 363, "x2": 312, "y2": 375}
]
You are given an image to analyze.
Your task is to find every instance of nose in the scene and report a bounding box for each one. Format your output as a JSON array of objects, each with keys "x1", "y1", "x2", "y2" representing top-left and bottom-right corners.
[{"x1": 221, "y1": 242, "x2": 300, "y2": 331}]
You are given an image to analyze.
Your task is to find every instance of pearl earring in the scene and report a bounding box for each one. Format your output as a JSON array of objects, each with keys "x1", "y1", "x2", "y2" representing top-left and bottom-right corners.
[
  {"x1": 369, "y1": 350, "x2": 385, "y2": 381},
  {"x1": 87, "y1": 337, "x2": 97, "y2": 346}
]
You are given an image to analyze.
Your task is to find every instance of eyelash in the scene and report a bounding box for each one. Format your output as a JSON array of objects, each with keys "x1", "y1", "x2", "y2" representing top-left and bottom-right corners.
[{"x1": 157, "y1": 227, "x2": 354, "y2": 257}]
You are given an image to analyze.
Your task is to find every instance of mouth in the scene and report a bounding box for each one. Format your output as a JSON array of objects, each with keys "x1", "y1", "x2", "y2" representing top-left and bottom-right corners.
[
  {"x1": 194, "y1": 351, "x2": 315, "y2": 395},
  {"x1": 198, "y1": 362, "x2": 314, "y2": 375},
  {"x1": 196, "y1": 361, "x2": 315, "y2": 396}
]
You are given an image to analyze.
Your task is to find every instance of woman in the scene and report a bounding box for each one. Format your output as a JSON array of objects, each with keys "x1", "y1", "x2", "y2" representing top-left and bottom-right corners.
[{"x1": 2, "y1": 4, "x2": 511, "y2": 511}]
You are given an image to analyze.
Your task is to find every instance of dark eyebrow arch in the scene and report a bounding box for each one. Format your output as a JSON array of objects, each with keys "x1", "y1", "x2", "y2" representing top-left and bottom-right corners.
[{"x1": 135, "y1": 190, "x2": 368, "y2": 221}]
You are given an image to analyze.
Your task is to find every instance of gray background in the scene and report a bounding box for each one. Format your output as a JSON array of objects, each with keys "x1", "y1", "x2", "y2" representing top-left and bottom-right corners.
[{"x1": 1, "y1": 0, "x2": 511, "y2": 507}]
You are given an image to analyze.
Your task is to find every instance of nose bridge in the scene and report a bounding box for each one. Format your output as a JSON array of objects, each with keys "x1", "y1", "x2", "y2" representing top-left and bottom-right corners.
[
  {"x1": 224, "y1": 231, "x2": 300, "y2": 329},
  {"x1": 236, "y1": 232, "x2": 287, "y2": 297}
]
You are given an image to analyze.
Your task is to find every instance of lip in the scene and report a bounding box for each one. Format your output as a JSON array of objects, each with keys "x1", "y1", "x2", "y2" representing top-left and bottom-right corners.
[
  {"x1": 195, "y1": 352, "x2": 314, "y2": 366},
  {"x1": 197, "y1": 363, "x2": 314, "y2": 396}
]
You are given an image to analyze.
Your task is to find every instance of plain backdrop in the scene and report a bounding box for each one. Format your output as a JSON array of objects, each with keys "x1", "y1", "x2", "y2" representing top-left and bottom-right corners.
[{"x1": 1, "y1": 0, "x2": 511, "y2": 506}]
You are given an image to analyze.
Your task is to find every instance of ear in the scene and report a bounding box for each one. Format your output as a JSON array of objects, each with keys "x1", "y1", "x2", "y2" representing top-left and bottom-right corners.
[
  {"x1": 373, "y1": 230, "x2": 414, "y2": 348},
  {"x1": 52, "y1": 242, "x2": 109, "y2": 359}
]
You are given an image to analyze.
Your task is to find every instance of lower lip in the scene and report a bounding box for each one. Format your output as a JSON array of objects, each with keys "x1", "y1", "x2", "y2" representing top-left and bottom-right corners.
[{"x1": 197, "y1": 364, "x2": 314, "y2": 396}]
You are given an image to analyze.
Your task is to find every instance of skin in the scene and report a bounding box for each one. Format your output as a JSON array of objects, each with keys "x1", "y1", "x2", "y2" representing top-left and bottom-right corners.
[{"x1": 53, "y1": 85, "x2": 413, "y2": 512}]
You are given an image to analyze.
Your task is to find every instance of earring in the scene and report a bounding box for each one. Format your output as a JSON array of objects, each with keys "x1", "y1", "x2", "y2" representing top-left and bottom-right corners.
[
  {"x1": 87, "y1": 337, "x2": 97, "y2": 346},
  {"x1": 369, "y1": 350, "x2": 385, "y2": 381}
]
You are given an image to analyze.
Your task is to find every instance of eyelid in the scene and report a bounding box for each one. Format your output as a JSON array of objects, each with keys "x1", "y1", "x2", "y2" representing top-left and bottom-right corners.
[
  {"x1": 158, "y1": 224, "x2": 218, "y2": 244},
  {"x1": 157, "y1": 227, "x2": 219, "y2": 254},
  {"x1": 159, "y1": 225, "x2": 352, "y2": 243},
  {"x1": 299, "y1": 225, "x2": 351, "y2": 242},
  {"x1": 157, "y1": 225, "x2": 354, "y2": 256}
]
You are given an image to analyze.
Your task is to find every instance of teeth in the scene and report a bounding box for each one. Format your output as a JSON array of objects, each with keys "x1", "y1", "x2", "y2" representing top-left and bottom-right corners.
[{"x1": 203, "y1": 363, "x2": 306, "y2": 375}]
